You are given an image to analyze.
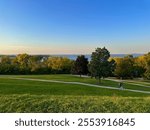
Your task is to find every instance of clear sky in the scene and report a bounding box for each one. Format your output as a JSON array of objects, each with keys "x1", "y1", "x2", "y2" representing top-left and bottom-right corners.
[{"x1": 0, "y1": 0, "x2": 150, "y2": 54}]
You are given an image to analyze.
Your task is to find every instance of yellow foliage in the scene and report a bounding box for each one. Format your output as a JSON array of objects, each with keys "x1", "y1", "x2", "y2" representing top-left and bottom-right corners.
[{"x1": 47, "y1": 57, "x2": 72, "y2": 70}]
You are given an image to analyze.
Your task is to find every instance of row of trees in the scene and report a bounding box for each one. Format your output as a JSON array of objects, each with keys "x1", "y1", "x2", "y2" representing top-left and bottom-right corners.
[
  {"x1": 72, "y1": 47, "x2": 150, "y2": 81},
  {"x1": 114, "y1": 53, "x2": 150, "y2": 79},
  {"x1": 0, "y1": 54, "x2": 73, "y2": 74},
  {"x1": 0, "y1": 47, "x2": 150, "y2": 81}
]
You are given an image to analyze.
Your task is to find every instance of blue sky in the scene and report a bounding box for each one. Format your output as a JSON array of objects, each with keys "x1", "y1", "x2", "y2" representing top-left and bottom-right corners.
[{"x1": 0, "y1": 0, "x2": 150, "y2": 54}]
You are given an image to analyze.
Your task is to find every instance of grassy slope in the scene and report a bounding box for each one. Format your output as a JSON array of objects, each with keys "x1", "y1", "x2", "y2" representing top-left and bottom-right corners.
[
  {"x1": 0, "y1": 75, "x2": 150, "y2": 112},
  {"x1": 0, "y1": 75, "x2": 149, "y2": 97},
  {"x1": 10, "y1": 74, "x2": 150, "y2": 92},
  {"x1": 0, "y1": 78, "x2": 148, "y2": 97}
]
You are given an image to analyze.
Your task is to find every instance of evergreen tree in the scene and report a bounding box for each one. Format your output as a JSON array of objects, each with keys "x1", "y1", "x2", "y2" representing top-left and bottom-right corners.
[{"x1": 72, "y1": 55, "x2": 88, "y2": 77}]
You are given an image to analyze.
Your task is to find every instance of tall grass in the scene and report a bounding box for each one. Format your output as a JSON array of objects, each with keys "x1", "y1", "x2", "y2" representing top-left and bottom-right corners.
[{"x1": 0, "y1": 95, "x2": 150, "y2": 113}]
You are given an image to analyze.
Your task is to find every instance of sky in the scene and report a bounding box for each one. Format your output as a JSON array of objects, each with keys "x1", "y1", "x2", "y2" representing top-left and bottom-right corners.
[{"x1": 0, "y1": 0, "x2": 150, "y2": 54}]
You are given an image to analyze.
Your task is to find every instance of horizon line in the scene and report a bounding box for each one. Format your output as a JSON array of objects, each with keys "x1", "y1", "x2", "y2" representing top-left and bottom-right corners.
[{"x1": 0, "y1": 53, "x2": 145, "y2": 55}]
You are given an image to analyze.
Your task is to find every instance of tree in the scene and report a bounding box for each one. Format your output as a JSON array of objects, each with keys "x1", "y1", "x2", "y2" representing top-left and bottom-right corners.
[
  {"x1": 88, "y1": 47, "x2": 112, "y2": 84},
  {"x1": 71, "y1": 55, "x2": 89, "y2": 77},
  {"x1": 0, "y1": 56, "x2": 11, "y2": 64},
  {"x1": 28, "y1": 55, "x2": 47, "y2": 74},
  {"x1": 47, "y1": 57, "x2": 73, "y2": 74},
  {"x1": 13, "y1": 54, "x2": 31, "y2": 74},
  {"x1": 108, "y1": 58, "x2": 116, "y2": 77},
  {"x1": 114, "y1": 55, "x2": 134, "y2": 79},
  {"x1": 133, "y1": 56, "x2": 146, "y2": 77},
  {"x1": 144, "y1": 52, "x2": 150, "y2": 79},
  {"x1": 0, "y1": 56, "x2": 14, "y2": 74}
]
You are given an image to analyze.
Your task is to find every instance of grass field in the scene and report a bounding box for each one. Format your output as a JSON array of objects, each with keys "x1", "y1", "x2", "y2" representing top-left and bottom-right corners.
[{"x1": 0, "y1": 74, "x2": 150, "y2": 112}]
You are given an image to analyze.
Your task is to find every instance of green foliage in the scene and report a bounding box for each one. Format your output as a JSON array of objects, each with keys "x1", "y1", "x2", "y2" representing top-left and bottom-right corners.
[
  {"x1": 144, "y1": 52, "x2": 150, "y2": 79},
  {"x1": 0, "y1": 56, "x2": 14, "y2": 74},
  {"x1": 0, "y1": 50, "x2": 150, "y2": 80},
  {"x1": 0, "y1": 95, "x2": 150, "y2": 113},
  {"x1": 71, "y1": 55, "x2": 89, "y2": 76},
  {"x1": 89, "y1": 47, "x2": 114, "y2": 83}
]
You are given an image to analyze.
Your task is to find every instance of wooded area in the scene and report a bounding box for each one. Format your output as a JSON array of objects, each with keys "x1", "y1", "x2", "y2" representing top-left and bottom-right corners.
[{"x1": 0, "y1": 47, "x2": 150, "y2": 80}]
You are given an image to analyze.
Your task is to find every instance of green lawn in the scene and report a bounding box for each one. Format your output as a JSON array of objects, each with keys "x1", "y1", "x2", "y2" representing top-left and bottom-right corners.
[
  {"x1": 0, "y1": 77, "x2": 148, "y2": 97},
  {"x1": 0, "y1": 74, "x2": 150, "y2": 112},
  {"x1": 7, "y1": 74, "x2": 150, "y2": 92}
]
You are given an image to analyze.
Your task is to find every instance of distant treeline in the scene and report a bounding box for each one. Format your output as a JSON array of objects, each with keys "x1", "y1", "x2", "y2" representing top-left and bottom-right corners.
[{"x1": 0, "y1": 47, "x2": 150, "y2": 80}]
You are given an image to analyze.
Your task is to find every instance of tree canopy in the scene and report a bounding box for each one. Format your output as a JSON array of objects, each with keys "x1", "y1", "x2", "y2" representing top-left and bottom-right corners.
[
  {"x1": 71, "y1": 55, "x2": 89, "y2": 76},
  {"x1": 88, "y1": 47, "x2": 114, "y2": 83},
  {"x1": 0, "y1": 50, "x2": 150, "y2": 81}
]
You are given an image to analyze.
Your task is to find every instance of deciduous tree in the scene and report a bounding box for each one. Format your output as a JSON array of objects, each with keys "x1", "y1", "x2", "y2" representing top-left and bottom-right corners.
[{"x1": 88, "y1": 47, "x2": 112, "y2": 83}]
